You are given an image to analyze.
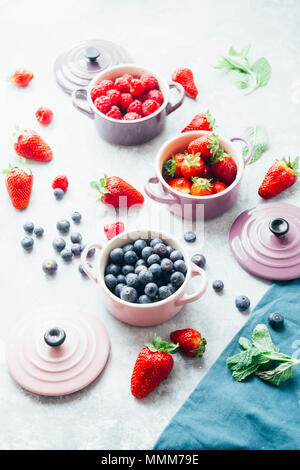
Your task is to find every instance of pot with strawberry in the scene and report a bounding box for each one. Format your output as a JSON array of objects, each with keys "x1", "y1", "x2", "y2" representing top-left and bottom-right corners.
[
  {"x1": 144, "y1": 130, "x2": 253, "y2": 219},
  {"x1": 72, "y1": 64, "x2": 184, "y2": 146}
]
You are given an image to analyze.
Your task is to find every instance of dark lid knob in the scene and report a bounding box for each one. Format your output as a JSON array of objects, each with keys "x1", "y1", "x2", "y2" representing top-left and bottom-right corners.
[
  {"x1": 269, "y1": 218, "x2": 289, "y2": 238},
  {"x1": 84, "y1": 47, "x2": 100, "y2": 62},
  {"x1": 44, "y1": 327, "x2": 66, "y2": 347}
]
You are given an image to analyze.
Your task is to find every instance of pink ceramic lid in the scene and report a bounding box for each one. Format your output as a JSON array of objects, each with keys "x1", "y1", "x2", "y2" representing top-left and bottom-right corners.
[
  {"x1": 229, "y1": 202, "x2": 300, "y2": 280},
  {"x1": 54, "y1": 39, "x2": 132, "y2": 94},
  {"x1": 6, "y1": 305, "x2": 110, "y2": 396}
]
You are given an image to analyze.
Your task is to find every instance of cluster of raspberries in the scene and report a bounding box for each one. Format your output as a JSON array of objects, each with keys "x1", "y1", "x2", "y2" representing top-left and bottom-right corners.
[{"x1": 90, "y1": 73, "x2": 164, "y2": 120}]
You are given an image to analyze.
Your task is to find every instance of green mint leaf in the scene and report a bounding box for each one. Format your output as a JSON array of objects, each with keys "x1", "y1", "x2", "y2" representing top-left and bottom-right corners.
[
  {"x1": 90, "y1": 181, "x2": 100, "y2": 190},
  {"x1": 251, "y1": 57, "x2": 272, "y2": 87},
  {"x1": 251, "y1": 324, "x2": 279, "y2": 353},
  {"x1": 232, "y1": 363, "x2": 260, "y2": 382},
  {"x1": 256, "y1": 362, "x2": 293, "y2": 386},
  {"x1": 229, "y1": 70, "x2": 250, "y2": 89},
  {"x1": 239, "y1": 337, "x2": 252, "y2": 350},
  {"x1": 243, "y1": 125, "x2": 269, "y2": 164}
]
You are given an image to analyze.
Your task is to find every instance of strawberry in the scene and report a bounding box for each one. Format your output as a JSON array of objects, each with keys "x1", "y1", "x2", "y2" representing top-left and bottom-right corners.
[
  {"x1": 188, "y1": 133, "x2": 222, "y2": 161},
  {"x1": 94, "y1": 95, "x2": 112, "y2": 114},
  {"x1": 171, "y1": 68, "x2": 198, "y2": 99},
  {"x1": 202, "y1": 165, "x2": 214, "y2": 180},
  {"x1": 258, "y1": 157, "x2": 299, "y2": 199},
  {"x1": 106, "y1": 89, "x2": 121, "y2": 106},
  {"x1": 91, "y1": 80, "x2": 114, "y2": 101},
  {"x1": 212, "y1": 181, "x2": 227, "y2": 194},
  {"x1": 164, "y1": 153, "x2": 185, "y2": 178},
  {"x1": 3, "y1": 165, "x2": 33, "y2": 210},
  {"x1": 115, "y1": 76, "x2": 131, "y2": 93},
  {"x1": 190, "y1": 177, "x2": 213, "y2": 196},
  {"x1": 142, "y1": 99, "x2": 160, "y2": 117},
  {"x1": 106, "y1": 106, "x2": 122, "y2": 120},
  {"x1": 181, "y1": 111, "x2": 214, "y2": 133},
  {"x1": 52, "y1": 175, "x2": 68, "y2": 192},
  {"x1": 36, "y1": 107, "x2": 53, "y2": 125},
  {"x1": 90, "y1": 174, "x2": 144, "y2": 208},
  {"x1": 140, "y1": 74, "x2": 158, "y2": 92},
  {"x1": 10, "y1": 69, "x2": 33, "y2": 87},
  {"x1": 181, "y1": 153, "x2": 204, "y2": 180},
  {"x1": 144, "y1": 89, "x2": 164, "y2": 105},
  {"x1": 104, "y1": 221, "x2": 125, "y2": 240},
  {"x1": 127, "y1": 99, "x2": 143, "y2": 115},
  {"x1": 130, "y1": 79, "x2": 145, "y2": 97},
  {"x1": 168, "y1": 177, "x2": 191, "y2": 194},
  {"x1": 131, "y1": 333, "x2": 178, "y2": 399},
  {"x1": 123, "y1": 112, "x2": 141, "y2": 121},
  {"x1": 119, "y1": 93, "x2": 133, "y2": 111},
  {"x1": 211, "y1": 154, "x2": 237, "y2": 186},
  {"x1": 14, "y1": 130, "x2": 53, "y2": 162},
  {"x1": 170, "y1": 328, "x2": 206, "y2": 358}
]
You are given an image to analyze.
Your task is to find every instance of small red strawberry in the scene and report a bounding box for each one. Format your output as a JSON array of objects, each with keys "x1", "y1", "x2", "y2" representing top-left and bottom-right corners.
[
  {"x1": 130, "y1": 79, "x2": 145, "y2": 97},
  {"x1": 168, "y1": 177, "x2": 191, "y2": 194},
  {"x1": 130, "y1": 333, "x2": 178, "y2": 399},
  {"x1": 181, "y1": 111, "x2": 214, "y2": 133},
  {"x1": 52, "y1": 175, "x2": 68, "y2": 192},
  {"x1": 202, "y1": 165, "x2": 214, "y2": 180},
  {"x1": 212, "y1": 181, "x2": 227, "y2": 194},
  {"x1": 127, "y1": 99, "x2": 143, "y2": 115},
  {"x1": 36, "y1": 107, "x2": 53, "y2": 125},
  {"x1": 123, "y1": 112, "x2": 141, "y2": 121},
  {"x1": 170, "y1": 328, "x2": 206, "y2": 358},
  {"x1": 144, "y1": 89, "x2": 164, "y2": 105},
  {"x1": 94, "y1": 95, "x2": 112, "y2": 114},
  {"x1": 140, "y1": 74, "x2": 159, "y2": 92},
  {"x1": 90, "y1": 174, "x2": 144, "y2": 208},
  {"x1": 91, "y1": 80, "x2": 114, "y2": 101},
  {"x1": 119, "y1": 93, "x2": 133, "y2": 111},
  {"x1": 14, "y1": 130, "x2": 53, "y2": 162},
  {"x1": 164, "y1": 153, "x2": 185, "y2": 178},
  {"x1": 106, "y1": 105, "x2": 122, "y2": 120},
  {"x1": 181, "y1": 153, "x2": 204, "y2": 179},
  {"x1": 104, "y1": 221, "x2": 125, "y2": 240},
  {"x1": 211, "y1": 154, "x2": 237, "y2": 186},
  {"x1": 106, "y1": 88, "x2": 121, "y2": 106},
  {"x1": 3, "y1": 165, "x2": 33, "y2": 210},
  {"x1": 258, "y1": 157, "x2": 299, "y2": 199},
  {"x1": 190, "y1": 177, "x2": 213, "y2": 196},
  {"x1": 187, "y1": 133, "x2": 222, "y2": 161},
  {"x1": 10, "y1": 69, "x2": 33, "y2": 87},
  {"x1": 142, "y1": 99, "x2": 160, "y2": 117},
  {"x1": 115, "y1": 76, "x2": 131, "y2": 93},
  {"x1": 171, "y1": 68, "x2": 198, "y2": 99}
]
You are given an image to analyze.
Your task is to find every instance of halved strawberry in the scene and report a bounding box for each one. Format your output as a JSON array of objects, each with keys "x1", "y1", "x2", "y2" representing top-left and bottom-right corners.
[
  {"x1": 181, "y1": 111, "x2": 215, "y2": 133},
  {"x1": 181, "y1": 153, "x2": 204, "y2": 179},
  {"x1": 168, "y1": 178, "x2": 191, "y2": 194},
  {"x1": 104, "y1": 221, "x2": 125, "y2": 240},
  {"x1": 190, "y1": 178, "x2": 213, "y2": 196}
]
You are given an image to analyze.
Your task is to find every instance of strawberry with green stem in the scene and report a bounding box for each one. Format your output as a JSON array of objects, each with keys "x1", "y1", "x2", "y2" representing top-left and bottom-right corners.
[
  {"x1": 181, "y1": 111, "x2": 215, "y2": 133},
  {"x1": 90, "y1": 174, "x2": 144, "y2": 208},
  {"x1": 258, "y1": 157, "x2": 299, "y2": 199},
  {"x1": 163, "y1": 153, "x2": 185, "y2": 178},
  {"x1": 181, "y1": 153, "x2": 204, "y2": 179},
  {"x1": 190, "y1": 177, "x2": 213, "y2": 196},
  {"x1": 188, "y1": 133, "x2": 223, "y2": 161},
  {"x1": 3, "y1": 163, "x2": 33, "y2": 210},
  {"x1": 170, "y1": 328, "x2": 207, "y2": 358}
]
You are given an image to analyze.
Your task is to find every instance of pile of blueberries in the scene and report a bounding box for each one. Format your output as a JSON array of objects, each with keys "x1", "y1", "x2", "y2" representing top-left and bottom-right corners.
[{"x1": 104, "y1": 238, "x2": 188, "y2": 304}]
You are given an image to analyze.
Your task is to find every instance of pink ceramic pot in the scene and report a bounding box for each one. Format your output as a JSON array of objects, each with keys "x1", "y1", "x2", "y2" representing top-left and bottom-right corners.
[
  {"x1": 81, "y1": 229, "x2": 208, "y2": 327},
  {"x1": 144, "y1": 131, "x2": 253, "y2": 220}
]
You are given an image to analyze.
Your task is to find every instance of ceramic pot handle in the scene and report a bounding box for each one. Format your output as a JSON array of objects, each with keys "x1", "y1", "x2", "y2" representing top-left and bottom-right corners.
[
  {"x1": 175, "y1": 264, "x2": 208, "y2": 306},
  {"x1": 144, "y1": 176, "x2": 179, "y2": 205},
  {"x1": 230, "y1": 137, "x2": 253, "y2": 165},
  {"x1": 72, "y1": 88, "x2": 95, "y2": 119},
  {"x1": 81, "y1": 243, "x2": 102, "y2": 282},
  {"x1": 166, "y1": 82, "x2": 185, "y2": 115}
]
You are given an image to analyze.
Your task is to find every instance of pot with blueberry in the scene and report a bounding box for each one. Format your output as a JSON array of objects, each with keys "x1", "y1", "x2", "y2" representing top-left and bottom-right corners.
[{"x1": 81, "y1": 229, "x2": 208, "y2": 326}]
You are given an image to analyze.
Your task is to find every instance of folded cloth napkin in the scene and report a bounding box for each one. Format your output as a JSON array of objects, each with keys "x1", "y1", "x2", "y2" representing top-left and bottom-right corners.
[{"x1": 154, "y1": 279, "x2": 300, "y2": 450}]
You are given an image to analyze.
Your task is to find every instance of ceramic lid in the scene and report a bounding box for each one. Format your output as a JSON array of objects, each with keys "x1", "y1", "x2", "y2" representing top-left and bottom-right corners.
[
  {"x1": 229, "y1": 202, "x2": 300, "y2": 281},
  {"x1": 6, "y1": 304, "x2": 110, "y2": 396},
  {"x1": 54, "y1": 39, "x2": 133, "y2": 94}
]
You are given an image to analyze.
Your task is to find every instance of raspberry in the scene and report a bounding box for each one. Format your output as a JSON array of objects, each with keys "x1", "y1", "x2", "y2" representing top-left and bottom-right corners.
[
  {"x1": 115, "y1": 76, "x2": 131, "y2": 93},
  {"x1": 36, "y1": 107, "x2": 53, "y2": 125},
  {"x1": 52, "y1": 175, "x2": 68, "y2": 192},
  {"x1": 104, "y1": 221, "x2": 125, "y2": 240},
  {"x1": 140, "y1": 74, "x2": 158, "y2": 92},
  {"x1": 144, "y1": 89, "x2": 164, "y2": 105},
  {"x1": 127, "y1": 99, "x2": 143, "y2": 115},
  {"x1": 123, "y1": 112, "x2": 142, "y2": 121},
  {"x1": 122, "y1": 73, "x2": 133, "y2": 83},
  {"x1": 130, "y1": 79, "x2": 145, "y2": 97},
  {"x1": 119, "y1": 93, "x2": 133, "y2": 111},
  {"x1": 142, "y1": 99, "x2": 160, "y2": 117},
  {"x1": 106, "y1": 88, "x2": 121, "y2": 106},
  {"x1": 91, "y1": 80, "x2": 114, "y2": 101},
  {"x1": 106, "y1": 105, "x2": 122, "y2": 120},
  {"x1": 94, "y1": 95, "x2": 112, "y2": 114}
]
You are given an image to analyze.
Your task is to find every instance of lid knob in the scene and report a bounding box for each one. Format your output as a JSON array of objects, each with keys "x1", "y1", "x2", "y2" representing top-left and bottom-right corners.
[
  {"x1": 269, "y1": 218, "x2": 290, "y2": 238},
  {"x1": 44, "y1": 327, "x2": 66, "y2": 347},
  {"x1": 84, "y1": 47, "x2": 100, "y2": 62}
]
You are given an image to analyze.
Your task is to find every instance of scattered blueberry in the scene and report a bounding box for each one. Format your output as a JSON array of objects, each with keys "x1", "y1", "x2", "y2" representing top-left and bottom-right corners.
[
  {"x1": 109, "y1": 248, "x2": 124, "y2": 265},
  {"x1": 115, "y1": 283, "x2": 126, "y2": 298},
  {"x1": 71, "y1": 211, "x2": 82, "y2": 224},
  {"x1": 61, "y1": 249, "x2": 73, "y2": 261},
  {"x1": 70, "y1": 232, "x2": 82, "y2": 244},
  {"x1": 122, "y1": 265, "x2": 135, "y2": 276},
  {"x1": 86, "y1": 247, "x2": 95, "y2": 258},
  {"x1": 184, "y1": 231, "x2": 196, "y2": 243},
  {"x1": 235, "y1": 296, "x2": 250, "y2": 311},
  {"x1": 138, "y1": 295, "x2": 152, "y2": 304},
  {"x1": 21, "y1": 236, "x2": 34, "y2": 251},
  {"x1": 268, "y1": 312, "x2": 284, "y2": 330},
  {"x1": 145, "y1": 282, "x2": 158, "y2": 298},
  {"x1": 126, "y1": 273, "x2": 139, "y2": 289},
  {"x1": 23, "y1": 222, "x2": 34, "y2": 234},
  {"x1": 122, "y1": 243, "x2": 134, "y2": 253},
  {"x1": 71, "y1": 243, "x2": 82, "y2": 257},
  {"x1": 133, "y1": 239, "x2": 147, "y2": 254},
  {"x1": 120, "y1": 286, "x2": 138, "y2": 303},
  {"x1": 170, "y1": 250, "x2": 183, "y2": 263},
  {"x1": 42, "y1": 259, "x2": 58, "y2": 275},
  {"x1": 105, "y1": 264, "x2": 121, "y2": 276},
  {"x1": 54, "y1": 188, "x2": 65, "y2": 200},
  {"x1": 147, "y1": 254, "x2": 161, "y2": 266},
  {"x1": 161, "y1": 258, "x2": 174, "y2": 272},
  {"x1": 34, "y1": 226, "x2": 44, "y2": 237},
  {"x1": 135, "y1": 264, "x2": 147, "y2": 275},
  {"x1": 78, "y1": 263, "x2": 92, "y2": 277},
  {"x1": 123, "y1": 250, "x2": 138, "y2": 266},
  {"x1": 158, "y1": 285, "x2": 172, "y2": 300},
  {"x1": 191, "y1": 253, "x2": 206, "y2": 268},
  {"x1": 52, "y1": 237, "x2": 66, "y2": 252},
  {"x1": 142, "y1": 246, "x2": 153, "y2": 260},
  {"x1": 148, "y1": 263, "x2": 162, "y2": 280},
  {"x1": 213, "y1": 280, "x2": 224, "y2": 292},
  {"x1": 170, "y1": 271, "x2": 185, "y2": 288},
  {"x1": 173, "y1": 259, "x2": 187, "y2": 274},
  {"x1": 150, "y1": 238, "x2": 163, "y2": 247},
  {"x1": 104, "y1": 274, "x2": 117, "y2": 291},
  {"x1": 56, "y1": 219, "x2": 70, "y2": 234},
  {"x1": 138, "y1": 269, "x2": 154, "y2": 285},
  {"x1": 117, "y1": 274, "x2": 126, "y2": 284}
]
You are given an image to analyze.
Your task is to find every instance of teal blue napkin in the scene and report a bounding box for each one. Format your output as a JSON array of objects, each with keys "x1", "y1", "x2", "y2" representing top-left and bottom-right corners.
[{"x1": 154, "y1": 279, "x2": 300, "y2": 450}]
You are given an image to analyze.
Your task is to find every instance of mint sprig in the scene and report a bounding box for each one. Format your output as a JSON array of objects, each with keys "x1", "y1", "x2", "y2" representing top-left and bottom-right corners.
[{"x1": 242, "y1": 125, "x2": 269, "y2": 164}]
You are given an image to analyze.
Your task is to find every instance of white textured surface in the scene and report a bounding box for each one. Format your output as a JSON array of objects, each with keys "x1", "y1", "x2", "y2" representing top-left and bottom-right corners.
[{"x1": 0, "y1": 0, "x2": 299, "y2": 450}]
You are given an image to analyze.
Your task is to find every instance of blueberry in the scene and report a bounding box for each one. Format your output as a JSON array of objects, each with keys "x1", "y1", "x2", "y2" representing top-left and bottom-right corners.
[
  {"x1": 54, "y1": 188, "x2": 64, "y2": 200},
  {"x1": 109, "y1": 247, "x2": 124, "y2": 265},
  {"x1": 122, "y1": 243, "x2": 134, "y2": 253},
  {"x1": 135, "y1": 259, "x2": 146, "y2": 268},
  {"x1": 142, "y1": 246, "x2": 153, "y2": 260},
  {"x1": 148, "y1": 263, "x2": 162, "y2": 280},
  {"x1": 126, "y1": 273, "x2": 139, "y2": 289},
  {"x1": 170, "y1": 250, "x2": 183, "y2": 263},
  {"x1": 86, "y1": 247, "x2": 95, "y2": 258},
  {"x1": 166, "y1": 245, "x2": 174, "y2": 256},
  {"x1": 122, "y1": 265, "x2": 135, "y2": 276},
  {"x1": 268, "y1": 312, "x2": 284, "y2": 330},
  {"x1": 144, "y1": 282, "x2": 158, "y2": 298},
  {"x1": 34, "y1": 226, "x2": 44, "y2": 237},
  {"x1": 170, "y1": 271, "x2": 185, "y2": 288},
  {"x1": 61, "y1": 249, "x2": 73, "y2": 261},
  {"x1": 42, "y1": 259, "x2": 57, "y2": 275},
  {"x1": 21, "y1": 236, "x2": 34, "y2": 251},
  {"x1": 52, "y1": 237, "x2": 66, "y2": 252},
  {"x1": 138, "y1": 269, "x2": 154, "y2": 285},
  {"x1": 173, "y1": 259, "x2": 187, "y2": 274},
  {"x1": 71, "y1": 243, "x2": 82, "y2": 257},
  {"x1": 104, "y1": 274, "x2": 117, "y2": 291},
  {"x1": 150, "y1": 238, "x2": 163, "y2": 247},
  {"x1": 105, "y1": 264, "x2": 120, "y2": 276},
  {"x1": 115, "y1": 283, "x2": 126, "y2": 298},
  {"x1": 117, "y1": 274, "x2": 126, "y2": 284},
  {"x1": 78, "y1": 263, "x2": 92, "y2": 277},
  {"x1": 133, "y1": 239, "x2": 147, "y2": 254},
  {"x1": 235, "y1": 296, "x2": 250, "y2": 311},
  {"x1": 23, "y1": 222, "x2": 34, "y2": 234},
  {"x1": 147, "y1": 254, "x2": 161, "y2": 266},
  {"x1": 56, "y1": 219, "x2": 70, "y2": 234},
  {"x1": 120, "y1": 286, "x2": 138, "y2": 303},
  {"x1": 70, "y1": 232, "x2": 82, "y2": 244},
  {"x1": 158, "y1": 285, "x2": 172, "y2": 300},
  {"x1": 191, "y1": 253, "x2": 206, "y2": 268},
  {"x1": 184, "y1": 231, "x2": 196, "y2": 243},
  {"x1": 167, "y1": 283, "x2": 176, "y2": 295},
  {"x1": 153, "y1": 242, "x2": 167, "y2": 258},
  {"x1": 138, "y1": 295, "x2": 152, "y2": 304},
  {"x1": 72, "y1": 211, "x2": 82, "y2": 223},
  {"x1": 161, "y1": 258, "x2": 174, "y2": 272},
  {"x1": 123, "y1": 250, "x2": 138, "y2": 266},
  {"x1": 135, "y1": 264, "x2": 147, "y2": 275},
  {"x1": 212, "y1": 280, "x2": 224, "y2": 292}
]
